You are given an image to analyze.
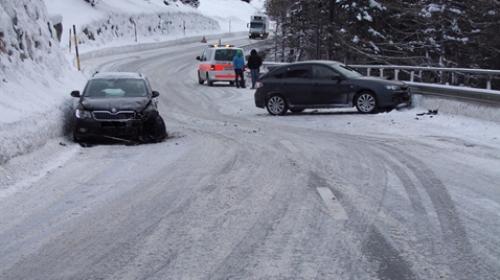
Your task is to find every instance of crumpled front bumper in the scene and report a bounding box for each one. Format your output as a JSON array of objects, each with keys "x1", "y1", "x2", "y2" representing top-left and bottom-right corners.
[{"x1": 74, "y1": 118, "x2": 145, "y2": 140}]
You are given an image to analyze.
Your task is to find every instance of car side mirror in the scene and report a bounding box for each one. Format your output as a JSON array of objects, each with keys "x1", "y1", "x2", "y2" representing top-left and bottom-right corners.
[
  {"x1": 71, "y1": 90, "x2": 80, "y2": 98},
  {"x1": 152, "y1": 91, "x2": 160, "y2": 98},
  {"x1": 196, "y1": 56, "x2": 201, "y2": 61}
]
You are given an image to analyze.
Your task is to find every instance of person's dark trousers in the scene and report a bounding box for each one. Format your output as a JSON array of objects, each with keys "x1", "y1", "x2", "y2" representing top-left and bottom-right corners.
[
  {"x1": 250, "y1": 69, "x2": 259, "y2": 89},
  {"x1": 234, "y1": 69, "x2": 246, "y2": 88}
]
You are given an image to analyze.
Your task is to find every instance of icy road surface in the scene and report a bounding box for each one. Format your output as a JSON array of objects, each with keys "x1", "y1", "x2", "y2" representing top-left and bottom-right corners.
[{"x1": 1, "y1": 37, "x2": 500, "y2": 280}]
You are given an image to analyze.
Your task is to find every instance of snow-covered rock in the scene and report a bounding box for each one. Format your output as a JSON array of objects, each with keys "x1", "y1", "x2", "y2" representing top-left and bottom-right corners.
[{"x1": 0, "y1": 0, "x2": 85, "y2": 164}]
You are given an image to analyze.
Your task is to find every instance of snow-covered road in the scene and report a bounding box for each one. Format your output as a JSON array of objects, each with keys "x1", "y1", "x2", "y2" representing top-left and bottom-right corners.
[{"x1": 1, "y1": 36, "x2": 499, "y2": 280}]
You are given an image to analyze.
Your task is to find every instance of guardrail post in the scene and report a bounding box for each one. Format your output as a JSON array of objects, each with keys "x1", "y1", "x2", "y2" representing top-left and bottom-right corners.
[
  {"x1": 410, "y1": 71, "x2": 415, "y2": 82},
  {"x1": 395, "y1": 69, "x2": 399, "y2": 81},
  {"x1": 487, "y1": 76, "x2": 492, "y2": 90},
  {"x1": 380, "y1": 68, "x2": 384, "y2": 78},
  {"x1": 367, "y1": 68, "x2": 371, "y2": 77}
]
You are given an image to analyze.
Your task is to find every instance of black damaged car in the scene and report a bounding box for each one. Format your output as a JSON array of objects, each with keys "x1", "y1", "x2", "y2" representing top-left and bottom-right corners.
[
  {"x1": 254, "y1": 61, "x2": 411, "y2": 115},
  {"x1": 70, "y1": 72, "x2": 167, "y2": 143}
]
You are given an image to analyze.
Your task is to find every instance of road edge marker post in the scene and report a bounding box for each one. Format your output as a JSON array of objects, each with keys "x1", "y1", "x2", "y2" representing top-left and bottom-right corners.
[{"x1": 69, "y1": 28, "x2": 72, "y2": 54}]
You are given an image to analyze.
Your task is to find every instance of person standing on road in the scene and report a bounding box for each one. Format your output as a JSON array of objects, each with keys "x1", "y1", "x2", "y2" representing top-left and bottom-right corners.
[
  {"x1": 232, "y1": 50, "x2": 246, "y2": 88},
  {"x1": 247, "y1": 49, "x2": 263, "y2": 89}
]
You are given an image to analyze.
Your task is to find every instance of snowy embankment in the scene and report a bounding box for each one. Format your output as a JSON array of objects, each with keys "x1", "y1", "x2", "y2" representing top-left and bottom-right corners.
[
  {"x1": 45, "y1": 0, "x2": 220, "y2": 53},
  {"x1": 0, "y1": 0, "x2": 262, "y2": 165},
  {"x1": 412, "y1": 92, "x2": 500, "y2": 123},
  {"x1": 0, "y1": 1, "x2": 85, "y2": 165}
]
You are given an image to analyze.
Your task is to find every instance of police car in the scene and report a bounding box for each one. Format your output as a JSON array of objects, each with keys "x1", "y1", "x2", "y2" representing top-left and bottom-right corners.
[{"x1": 196, "y1": 45, "x2": 245, "y2": 86}]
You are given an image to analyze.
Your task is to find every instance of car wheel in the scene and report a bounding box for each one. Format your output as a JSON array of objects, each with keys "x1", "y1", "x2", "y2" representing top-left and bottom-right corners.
[
  {"x1": 198, "y1": 71, "x2": 204, "y2": 85},
  {"x1": 207, "y1": 73, "x2": 214, "y2": 87},
  {"x1": 266, "y1": 95, "x2": 288, "y2": 116},
  {"x1": 143, "y1": 115, "x2": 167, "y2": 143},
  {"x1": 74, "y1": 134, "x2": 93, "y2": 147},
  {"x1": 355, "y1": 92, "x2": 378, "y2": 114},
  {"x1": 229, "y1": 81, "x2": 235, "y2": 86},
  {"x1": 73, "y1": 134, "x2": 82, "y2": 143},
  {"x1": 290, "y1": 108, "x2": 304, "y2": 114}
]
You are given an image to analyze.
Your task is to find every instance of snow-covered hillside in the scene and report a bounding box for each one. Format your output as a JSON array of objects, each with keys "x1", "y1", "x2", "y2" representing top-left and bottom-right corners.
[
  {"x1": 44, "y1": 0, "x2": 218, "y2": 52},
  {"x1": 44, "y1": 0, "x2": 264, "y2": 52}
]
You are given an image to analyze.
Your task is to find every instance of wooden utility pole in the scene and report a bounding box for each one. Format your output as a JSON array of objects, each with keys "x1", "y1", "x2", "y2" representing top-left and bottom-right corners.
[{"x1": 73, "y1": 25, "x2": 81, "y2": 71}]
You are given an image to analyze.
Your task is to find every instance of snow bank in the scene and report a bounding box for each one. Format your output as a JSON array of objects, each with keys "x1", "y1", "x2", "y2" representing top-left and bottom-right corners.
[
  {"x1": 412, "y1": 95, "x2": 500, "y2": 123},
  {"x1": 0, "y1": 0, "x2": 86, "y2": 165}
]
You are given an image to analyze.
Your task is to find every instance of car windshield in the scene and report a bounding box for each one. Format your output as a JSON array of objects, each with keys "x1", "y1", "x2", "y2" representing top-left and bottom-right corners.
[
  {"x1": 215, "y1": 49, "x2": 239, "y2": 61},
  {"x1": 330, "y1": 64, "x2": 363, "y2": 78},
  {"x1": 250, "y1": 22, "x2": 264, "y2": 29},
  {"x1": 84, "y1": 78, "x2": 148, "y2": 98}
]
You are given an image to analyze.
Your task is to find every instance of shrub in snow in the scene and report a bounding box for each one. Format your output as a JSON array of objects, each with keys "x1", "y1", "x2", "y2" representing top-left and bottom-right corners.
[
  {"x1": 83, "y1": 0, "x2": 100, "y2": 7},
  {"x1": 169, "y1": 0, "x2": 200, "y2": 8}
]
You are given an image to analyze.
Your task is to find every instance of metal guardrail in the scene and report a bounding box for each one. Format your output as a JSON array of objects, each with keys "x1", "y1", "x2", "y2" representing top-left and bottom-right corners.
[
  {"x1": 350, "y1": 64, "x2": 500, "y2": 90},
  {"x1": 260, "y1": 61, "x2": 500, "y2": 104},
  {"x1": 406, "y1": 82, "x2": 500, "y2": 104}
]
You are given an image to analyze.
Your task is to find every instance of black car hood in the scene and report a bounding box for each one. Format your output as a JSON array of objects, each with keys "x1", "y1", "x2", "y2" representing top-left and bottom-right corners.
[{"x1": 81, "y1": 97, "x2": 150, "y2": 111}]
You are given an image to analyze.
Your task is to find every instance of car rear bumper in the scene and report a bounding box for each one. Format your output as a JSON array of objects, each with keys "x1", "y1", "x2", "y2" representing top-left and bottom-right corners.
[
  {"x1": 208, "y1": 70, "x2": 236, "y2": 81},
  {"x1": 254, "y1": 89, "x2": 266, "y2": 108}
]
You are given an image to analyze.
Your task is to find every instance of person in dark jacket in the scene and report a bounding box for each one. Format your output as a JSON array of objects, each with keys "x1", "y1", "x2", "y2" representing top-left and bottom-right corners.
[
  {"x1": 232, "y1": 50, "x2": 246, "y2": 88},
  {"x1": 247, "y1": 49, "x2": 263, "y2": 89}
]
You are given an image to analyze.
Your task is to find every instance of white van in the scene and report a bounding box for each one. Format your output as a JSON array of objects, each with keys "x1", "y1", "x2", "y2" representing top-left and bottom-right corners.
[{"x1": 196, "y1": 45, "x2": 245, "y2": 86}]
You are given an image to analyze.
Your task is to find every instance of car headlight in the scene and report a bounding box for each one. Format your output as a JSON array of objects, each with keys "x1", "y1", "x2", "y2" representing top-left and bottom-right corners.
[
  {"x1": 75, "y1": 109, "x2": 92, "y2": 119},
  {"x1": 385, "y1": 85, "x2": 400, "y2": 91}
]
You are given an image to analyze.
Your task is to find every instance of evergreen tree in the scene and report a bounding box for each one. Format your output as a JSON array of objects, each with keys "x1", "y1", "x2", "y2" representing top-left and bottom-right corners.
[{"x1": 265, "y1": 0, "x2": 500, "y2": 69}]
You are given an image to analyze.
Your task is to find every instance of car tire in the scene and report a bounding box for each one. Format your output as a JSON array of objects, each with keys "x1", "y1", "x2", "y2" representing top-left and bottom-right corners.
[
  {"x1": 266, "y1": 95, "x2": 288, "y2": 116},
  {"x1": 198, "y1": 71, "x2": 204, "y2": 85},
  {"x1": 143, "y1": 115, "x2": 167, "y2": 143},
  {"x1": 73, "y1": 134, "x2": 93, "y2": 147},
  {"x1": 229, "y1": 81, "x2": 235, "y2": 86},
  {"x1": 73, "y1": 134, "x2": 82, "y2": 143},
  {"x1": 355, "y1": 91, "x2": 378, "y2": 114},
  {"x1": 290, "y1": 108, "x2": 304, "y2": 114},
  {"x1": 207, "y1": 73, "x2": 214, "y2": 87}
]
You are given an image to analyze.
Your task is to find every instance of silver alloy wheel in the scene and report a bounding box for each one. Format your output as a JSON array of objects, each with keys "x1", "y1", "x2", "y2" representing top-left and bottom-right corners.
[
  {"x1": 357, "y1": 93, "x2": 376, "y2": 113},
  {"x1": 267, "y1": 96, "x2": 286, "y2": 115}
]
